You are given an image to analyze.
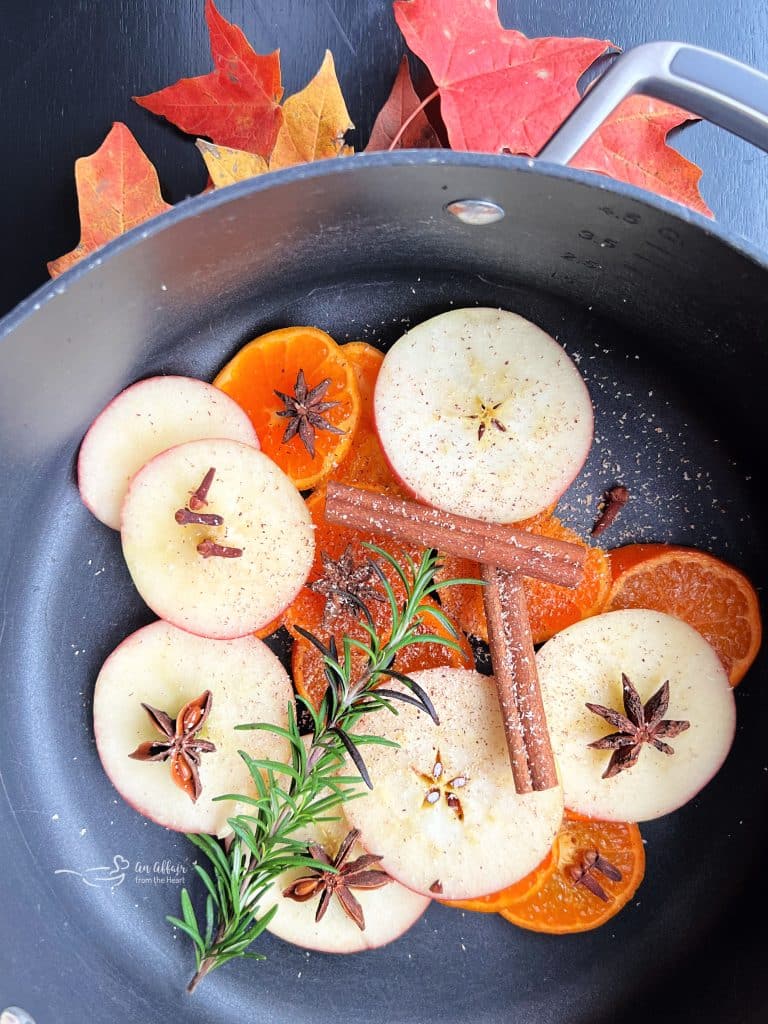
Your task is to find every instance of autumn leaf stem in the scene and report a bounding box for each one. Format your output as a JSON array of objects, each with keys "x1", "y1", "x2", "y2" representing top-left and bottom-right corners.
[{"x1": 387, "y1": 87, "x2": 440, "y2": 151}]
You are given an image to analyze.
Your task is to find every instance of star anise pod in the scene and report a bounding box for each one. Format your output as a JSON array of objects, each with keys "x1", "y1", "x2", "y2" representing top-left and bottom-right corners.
[
  {"x1": 129, "y1": 690, "x2": 216, "y2": 803},
  {"x1": 274, "y1": 368, "x2": 344, "y2": 458},
  {"x1": 282, "y1": 828, "x2": 392, "y2": 930},
  {"x1": 586, "y1": 673, "x2": 690, "y2": 779},
  {"x1": 307, "y1": 545, "x2": 386, "y2": 629}
]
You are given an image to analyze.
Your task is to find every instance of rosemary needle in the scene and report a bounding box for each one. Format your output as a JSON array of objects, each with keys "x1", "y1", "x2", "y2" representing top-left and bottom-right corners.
[{"x1": 170, "y1": 545, "x2": 479, "y2": 992}]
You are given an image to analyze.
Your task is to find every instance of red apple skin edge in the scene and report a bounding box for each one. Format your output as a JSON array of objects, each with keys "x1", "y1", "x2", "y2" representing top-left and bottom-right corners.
[
  {"x1": 112, "y1": 564, "x2": 310, "y2": 642},
  {"x1": 117, "y1": 438, "x2": 314, "y2": 641},
  {"x1": 77, "y1": 376, "x2": 259, "y2": 527},
  {"x1": 93, "y1": 622, "x2": 293, "y2": 834},
  {"x1": 91, "y1": 626, "x2": 192, "y2": 833},
  {"x1": 370, "y1": 401, "x2": 595, "y2": 523}
]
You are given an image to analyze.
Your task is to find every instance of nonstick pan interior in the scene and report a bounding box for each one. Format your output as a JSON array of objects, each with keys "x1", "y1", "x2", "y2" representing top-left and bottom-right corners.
[
  {"x1": 1, "y1": 257, "x2": 765, "y2": 1024},
  {"x1": 2, "y1": 154, "x2": 767, "y2": 1024}
]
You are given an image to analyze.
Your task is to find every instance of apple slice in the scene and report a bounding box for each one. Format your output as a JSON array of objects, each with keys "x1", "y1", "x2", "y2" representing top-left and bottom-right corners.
[
  {"x1": 341, "y1": 666, "x2": 564, "y2": 900},
  {"x1": 373, "y1": 308, "x2": 593, "y2": 522},
  {"x1": 261, "y1": 810, "x2": 430, "y2": 952},
  {"x1": 120, "y1": 438, "x2": 314, "y2": 639},
  {"x1": 93, "y1": 620, "x2": 293, "y2": 835},
  {"x1": 78, "y1": 376, "x2": 259, "y2": 529},
  {"x1": 536, "y1": 609, "x2": 736, "y2": 822}
]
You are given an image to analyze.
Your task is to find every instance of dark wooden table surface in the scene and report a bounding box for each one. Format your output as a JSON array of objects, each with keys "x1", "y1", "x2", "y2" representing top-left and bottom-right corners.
[{"x1": 1, "y1": 0, "x2": 767, "y2": 320}]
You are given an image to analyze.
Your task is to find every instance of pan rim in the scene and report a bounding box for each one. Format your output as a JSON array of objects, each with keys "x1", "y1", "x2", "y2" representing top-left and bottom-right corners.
[
  {"x1": 2, "y1": 148, "x2": 766, "y2": 342},
  {"x1": 0, "y1": 145, "x2": 766, "y2": 1023}
]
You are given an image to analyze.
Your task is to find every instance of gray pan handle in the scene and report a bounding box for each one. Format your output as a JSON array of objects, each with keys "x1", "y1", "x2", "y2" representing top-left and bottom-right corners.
[{"x1": 538, "y1": 41, "x2": 768, "y2": 165}]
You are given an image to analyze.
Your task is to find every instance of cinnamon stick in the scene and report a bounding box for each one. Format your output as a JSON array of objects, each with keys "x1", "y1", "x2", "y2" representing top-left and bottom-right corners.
[
  {"x1": 481, "y1": 566, "x2": 558, "y2": 792},
  {"x1": 324, "y1": 483, "x2": 569, "y2": 794},
  {"x1": 325, "y1": 482, "x2": 585, "y2": 587}
]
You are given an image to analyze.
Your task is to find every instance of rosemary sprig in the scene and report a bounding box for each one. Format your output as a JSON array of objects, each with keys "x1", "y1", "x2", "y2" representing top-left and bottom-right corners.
[{"x1": 173, "y1": 545, "x2": 479, "y2": 992}]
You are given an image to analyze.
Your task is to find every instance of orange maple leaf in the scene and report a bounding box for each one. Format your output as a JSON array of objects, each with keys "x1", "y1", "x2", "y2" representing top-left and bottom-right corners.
[
  {"x1": 48, "y1": 122, "x2": 172, "y2": 278},
  {"x1": 195, "y1": 139, "x2": 268, "y2": 187},
  {"x1": 269, "y1": 51, "x2": 354, "y2": 169},
  {"x1": 134, "y1": 0, "x2": 283, "y2": 158},
  {"x1": 571, "y1": 96, "x2": 713, "y2": 216}
]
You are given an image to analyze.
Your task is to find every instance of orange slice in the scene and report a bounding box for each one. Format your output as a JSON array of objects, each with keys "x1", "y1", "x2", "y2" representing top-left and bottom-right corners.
[
  {"x1": 280, "y1": 487, "x2": 404, "y2": 638},
  {"x1": 281, "y1": 486, "x2": 422, "y2": 708},
  {"x1": 322, "y1": 340, "x2": 404, "y2": 496},
  {"x1": 329, "y1": 430, "x2": 406, "y2": 496},
  {"x1": 500, "y1": 812, "x2": 645, "y2": 933},
  {"x1": 606, "y1": 544, "x2": 762, "y2": 685},
  {"x1": 301, "y1": 487, "x2": 417, "y2": 599},
  {"x1": 254, "y1": 614, "x2": 284, "y2": 639},
  {"x1": 214, "y1": 326, "x2": 360, "y2": 490},
  {"x1": 341, "y1": 341, "x2": 383, "y2": 427},
  {"x1": 525, "y1": 517, "x2": 612, "y2": 641},
  {"x1": 439, "y1": 847, "x2": 557, "y2": 913},
  {"x1": 278, "y1": 481, "x2": 472, "y2": 708},
  {"x1": 385, "y1": 600, "x2": 473, "y2": 677},
  {"x1": 436, "y1": 515, "x2": 612, "y2": 645},
  {"x1": 292, "y1": 596, "x2": 472, "y2": 711}
]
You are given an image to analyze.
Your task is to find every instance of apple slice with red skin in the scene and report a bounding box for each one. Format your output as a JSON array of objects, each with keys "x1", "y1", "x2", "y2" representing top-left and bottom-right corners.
[
  {"x1": 536, "y1": 609, "x2": 736, "y2": 822},
  {"x1": 341, "y1": 666, "x2": 564, "y2": 901},
  {"x1": 120, "y1": 438, "x2": 314, "y2": 639},
  {"x1": 78, "y1": 376, "x2": 259, "y2": 529},
  {"x1": 93, "y1": 620, "x2": 293, "y2": 835},
  {"x1": 262, "y1": 808, "x2": 431, "y2": 952},
  {"x1": 373, "y1": 308, "x2": 593, "y2": 522}
]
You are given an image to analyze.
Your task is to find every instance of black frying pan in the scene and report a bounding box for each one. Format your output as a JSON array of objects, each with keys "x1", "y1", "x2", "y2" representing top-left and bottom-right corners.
[{"x1": 1, "y1": 42, "x2": 766, "y2": 1024}]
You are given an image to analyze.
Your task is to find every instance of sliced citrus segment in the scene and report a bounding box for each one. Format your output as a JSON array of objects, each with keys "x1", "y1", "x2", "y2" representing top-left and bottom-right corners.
[
  {"x1": 606, "y1": 545, "x2": 761, "y2": 685},
  {"x1": 434, "y1": 554, "x2": 487, "y2": 640},
  {"x1": 281, "y1": 485, "x2": 471, "y2": 709},
  {"x1": 302, "y1": 488, "x2": 414, "y2": 593},
  {"x1": 341, "y1": 341, "x2": 383, "y2": 427},
  {"x1": 254, "y1": 614, "x2": 285, "y2": 639},
  {"x1": 392, "y1": 602, "x2": 473, "y2": 676},
  {"x1": 329, "y1": 430, "x2": 405, "y2": 495},
  {"x1": 526, "y1": 517, "x2": 612, "y2": 641},
  {"x1": 439, "y1": 847, "x2": 557, "y2": 913},
  {"x1": 292, "y1": 596, "x2": 473, "y2": 711},
  {"x1": 214, "y1": 326, "x2": 360, "y2": 490},
  {"x1": 292, "y1": 625, "x2": 371, "y2": 712},
  {"x1": 608, "y1": 543, "x2": 686, "y2": 579},
  {"x1": 283, "y1": 487, "x2": 431, "y2": 709},
  {"x1": 500, "y1": 812, "x2": 645, "y2": 933},
  {"x1": 329, "y1": 341, "x2": 404, "y2": 496},
  {"x1": 263, "y1": 486, "x2": 395, "y2": 641},
  {"x1": 435, "y1": 515, "x2": 611, "y2": 644}
]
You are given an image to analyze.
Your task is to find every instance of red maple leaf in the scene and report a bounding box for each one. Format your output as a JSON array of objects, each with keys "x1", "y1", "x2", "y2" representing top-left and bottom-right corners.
[
  {"x1": 393, "y1": 0, "x2": 611, "y2": 155},
  {"x1": 48, "y1": 122, "x2": 172, "y2": 278},
  {"x1": 572, "y1": 96, "x2": 712, "y2": 216},
  {"x1": 134, "y1": 0, "x2": 283, "y2": 158},
  {"x1": 366, "y1": 56, "x2": 441, "y2": 151}
]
